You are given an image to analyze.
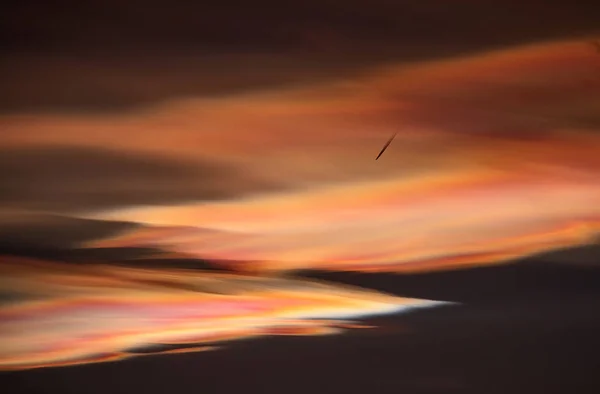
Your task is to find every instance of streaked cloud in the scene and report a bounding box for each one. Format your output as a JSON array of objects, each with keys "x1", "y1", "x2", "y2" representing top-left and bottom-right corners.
[
  {"x1": 0, "y1": 257, "x2": 443, "y2": 370},
  {"x1": 0, "y1": 39, "x2": 598, "y2": 275},
  {"x1": 87, "y1": 167, "x2": 600, "y2": 273},
  {"x1": 27, "y1": 38, "x2": 595, "y2": 274}
]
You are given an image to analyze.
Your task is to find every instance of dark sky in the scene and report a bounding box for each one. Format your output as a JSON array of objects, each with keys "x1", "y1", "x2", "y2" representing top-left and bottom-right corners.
[
  {"x1": 2, "y1": 0, "x2": 599, "y2": 112},
  {"x1": 3, "y1": 0, "x2": 599, "y2": 53}
]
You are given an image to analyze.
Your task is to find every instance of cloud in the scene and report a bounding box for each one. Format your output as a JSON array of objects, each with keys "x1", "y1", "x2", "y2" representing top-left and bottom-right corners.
[
  {"x1": 86, "y1": 169, "x2": 600, "y2": 273},
  {"x1": 0, "y1": 257, "x2": 444, "y2": 370},
  {"x1": 1, "y1": 38, "x2": 599, "y2": 274}
]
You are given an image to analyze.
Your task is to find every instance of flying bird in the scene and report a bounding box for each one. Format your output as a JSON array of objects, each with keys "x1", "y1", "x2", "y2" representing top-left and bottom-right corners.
[{"x1": 375, "y1": 133, "x2": 397, "y2": 160}]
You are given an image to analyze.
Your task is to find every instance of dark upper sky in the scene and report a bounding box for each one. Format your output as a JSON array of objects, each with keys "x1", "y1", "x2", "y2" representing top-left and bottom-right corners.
[
  {"x1": 3, "y1": 0, "x2": 599, "y2": 53},
  {"x1": 2, "y1": 0, "x2": 599, "y2": 112}
]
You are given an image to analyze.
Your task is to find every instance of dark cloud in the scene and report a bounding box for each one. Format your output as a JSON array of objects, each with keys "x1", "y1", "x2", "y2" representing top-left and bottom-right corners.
[
  {"x1": 0, "y1": 212, "x2": 134, "y2": 248},
  {"x1": 0, "y1": 146, "x2": 279, "y2": 211},
  {"x1": 0, "y1": 210, "x2": 161, "y2": 264},
  {"x1": 530, "y1": 242, "x2": 600, "y2": 268},
  {"x1": 0, "y1": 212, "x2": 225, "y2": 266}
]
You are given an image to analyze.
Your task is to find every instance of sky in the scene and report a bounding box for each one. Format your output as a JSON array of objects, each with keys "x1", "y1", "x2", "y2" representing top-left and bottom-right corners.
[{"x1": 1, "y1": 1, "x2": 600, "y2": 392}]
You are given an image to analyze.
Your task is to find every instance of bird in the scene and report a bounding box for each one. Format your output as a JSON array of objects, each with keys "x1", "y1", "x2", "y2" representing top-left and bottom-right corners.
[{"x1": 375, "y1": 132, "x2": 397, "y2": 160}]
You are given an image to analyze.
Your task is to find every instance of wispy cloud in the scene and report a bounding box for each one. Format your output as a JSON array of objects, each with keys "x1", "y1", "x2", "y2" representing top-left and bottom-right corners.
[
  {"x1": 0, "y1": 257, "x2": 442, "y2": 370},
  {"x1": 34, "y1": 38, "x2": 598, "y2": 274},
  {"x1": 0, "y1": 39, "x2": 598, "y2": 274}
]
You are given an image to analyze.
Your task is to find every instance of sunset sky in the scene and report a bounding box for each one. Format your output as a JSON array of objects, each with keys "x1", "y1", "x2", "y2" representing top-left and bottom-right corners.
[{"x1": 1, "y1": 1, "x2": 599, "y2": 392}]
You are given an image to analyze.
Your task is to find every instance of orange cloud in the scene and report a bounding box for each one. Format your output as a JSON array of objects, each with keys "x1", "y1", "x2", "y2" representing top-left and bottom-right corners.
[
  {"x1": 87, "y1": 164, "x2": 600, "y2": 273},
  {"x1": 1, "y1": 38, "x2": 599, "y2": 274},
  {"x1": 0, "y1": 257, "x2": 441, "y2": 370},
  {"x1": 1, "y1": 39, "x2": 598, "y2": 186}
]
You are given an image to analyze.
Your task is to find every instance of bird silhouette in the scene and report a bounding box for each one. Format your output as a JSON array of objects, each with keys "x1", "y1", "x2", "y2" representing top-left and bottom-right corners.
[{"x1": 375, "y1": 132, "x2": 397, "y2": 160}]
